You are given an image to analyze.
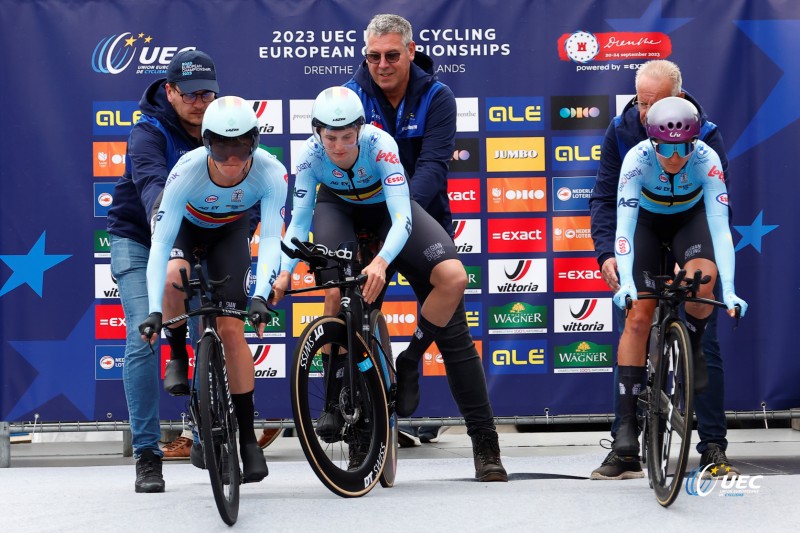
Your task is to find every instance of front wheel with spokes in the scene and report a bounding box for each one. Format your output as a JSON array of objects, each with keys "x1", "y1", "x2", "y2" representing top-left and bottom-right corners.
[
  {"x1": 291, "y1": 317, "x2": 390, "y2": 497},
  {"x1": 647, "y1": 319, "x2": 693, "y2": 507}
]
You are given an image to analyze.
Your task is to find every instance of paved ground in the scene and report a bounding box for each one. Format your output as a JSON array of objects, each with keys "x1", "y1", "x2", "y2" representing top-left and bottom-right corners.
[{"x1": 2, "y1": 427, "x2": 798, "y2": 532}]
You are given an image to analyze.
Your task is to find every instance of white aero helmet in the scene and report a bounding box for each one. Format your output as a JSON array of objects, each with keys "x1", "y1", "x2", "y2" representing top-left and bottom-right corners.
[
  {"x1": 202, "y1": 96, "x2": 260, "y2": 161},
  {"x1": 311, "y1": 86, "x2": 365, "y2": 133}
]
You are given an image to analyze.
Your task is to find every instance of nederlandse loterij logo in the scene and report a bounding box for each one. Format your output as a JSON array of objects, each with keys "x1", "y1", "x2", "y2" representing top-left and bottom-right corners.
[
  {"x1": 685, "y1": 466, "x2": 763, "y2": 497},
  {"x1": 92, "y1": 33, "x2": 195, "y2": 75}
]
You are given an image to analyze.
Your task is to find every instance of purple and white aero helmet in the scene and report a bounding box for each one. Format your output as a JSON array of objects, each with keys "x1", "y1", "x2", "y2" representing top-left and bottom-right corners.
[{"x1": 646, "y1": 96, "x2": 700, "y2": 142}]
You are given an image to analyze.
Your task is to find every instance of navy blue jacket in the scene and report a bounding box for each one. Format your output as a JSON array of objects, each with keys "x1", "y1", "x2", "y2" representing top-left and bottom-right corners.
[
  {"x1": 107, "y1": 78, "x2": 202, "y2": 247},
  {"x1": 345, "y1": 52, "x2": 456, "y2": 236},
  {"x1": 589, "y1": 91, "x2": 730, "y2": 269}
]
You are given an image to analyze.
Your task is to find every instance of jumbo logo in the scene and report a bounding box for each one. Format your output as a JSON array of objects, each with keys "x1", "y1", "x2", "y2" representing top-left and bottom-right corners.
[
  {"x1": 292, "y1": 302, "x2": 325, "y2": 337},
  {"x1": 93, "y1": 101, "x2": 142, "y2": 136},
  {"x1": 489, "y1": 340, "x2": 547, "y2": 375},
  {"x1": 92, "y1": 33, "x2": 193, "y2": 75},
  {"x1": 486, "y1": 137, "x2": 546, "y2": 172},
  {"x1": 486, "y1": 97, "x2": 544, "y2": 132},
  {"x1": 552, "y1": 135, "x2": 604, "y2": 171}
]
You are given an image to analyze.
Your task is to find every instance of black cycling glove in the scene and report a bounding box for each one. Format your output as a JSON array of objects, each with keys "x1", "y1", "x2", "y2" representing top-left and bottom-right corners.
[
  {"x1": 138, "y1": 312, "x2": 163, "y2": 341},
  {"x1": 249, "y1": 296, "x2": 269, "y2": 331}
]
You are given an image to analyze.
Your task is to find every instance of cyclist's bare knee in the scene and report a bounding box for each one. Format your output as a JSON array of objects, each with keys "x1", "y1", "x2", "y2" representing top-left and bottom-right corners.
[{"x1": 430, "y1": 259, "x2": 467, "y2": 294}]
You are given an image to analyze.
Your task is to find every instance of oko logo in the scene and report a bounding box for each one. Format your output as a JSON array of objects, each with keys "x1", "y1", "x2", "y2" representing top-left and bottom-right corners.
[
  {"x1": 487, "y1": 177, "x2": 547, "y2": 213},
  {"x1": 92, "y1": 33, "x2": 193, "y2": 75}
]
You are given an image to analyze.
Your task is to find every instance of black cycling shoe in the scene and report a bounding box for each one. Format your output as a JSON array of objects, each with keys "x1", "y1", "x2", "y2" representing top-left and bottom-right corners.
[
  {"x1": 315, "y1": 405, "x2": 345, "y2": 443},
  {"x1": 612, "y1": 417, "x2": 640, "y2": 458},
  {"x1": 191, "y1": 442, "x2": 231, "y2": 484},
  {"x1": 240, "y1": 442, "x2": 269, "y2": 483},
  {"x1": 395, "y1": 353, "x2": 420, "y2": 417},
  {"x1": 163, "y1": 358, "x2": 190, "y2": 396}
]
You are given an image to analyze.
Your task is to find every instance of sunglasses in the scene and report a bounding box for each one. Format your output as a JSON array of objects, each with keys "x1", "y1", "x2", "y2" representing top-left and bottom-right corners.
[
  {"x1": 209, "y1": 137, "x2": 253, "y2": 162},
  {"x1": 365, "y1": 51, "x2": 402, "y2": 64},
  {"x1": 175, "y1": 89, "x2": 216, "y2": 104},
  {"x1": 651, "y1": 140, "x2": 695, "y2": 158}
]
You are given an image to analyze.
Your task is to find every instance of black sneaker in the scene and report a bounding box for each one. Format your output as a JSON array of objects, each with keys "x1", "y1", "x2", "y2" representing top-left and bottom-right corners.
[
  {"x1": 590, "y1": 449, "x2": 644, "y2": 480},
  {"x1": 315, "y1": 405, "x2": 345, "y2": 443},
  {"x1": 471, "y1": 431, "x2": 508, "y2": 482},
  {"x1": 135, "y1": 449, "x2": 165, "y2": 493},
  {"x1": 699, "y1": 443, "x2": 740, "y2": 479},
  {"x1": 163, "y1": 358, "x2": 190, "y2": 396},
  {"x1": 612, "y1": 417, "x2": 640, "y2": 458},
  {"x1": 240, "y1": 442, "x2": 269, "y2": 483},
  {"x1": 395, "y1": 353, "x2": 420, "y2": 417}
]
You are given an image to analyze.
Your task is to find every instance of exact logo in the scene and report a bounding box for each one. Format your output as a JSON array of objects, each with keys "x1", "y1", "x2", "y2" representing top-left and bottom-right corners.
[
  {"x1": 488, "y1": 218, "x2": 547, "y2": 253},
  {"x1": 553, "y1": 257, "x2": 606, "y2": 292},
  {"x1": 96, "y1": 304, "x2": 126, "y2": 339},
  {"x1": 486, "y1": 97, "x2": 545, "y2": 132},
  {"x1": 447, "y1": 178, "x2": 481, "y2": 213}
]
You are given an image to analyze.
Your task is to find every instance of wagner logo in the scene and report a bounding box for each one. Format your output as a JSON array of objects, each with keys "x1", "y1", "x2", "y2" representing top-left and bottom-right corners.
[
  {"x1": 93, "y1": 142, "x2": 127, "y2": 177},
  {"x1": 554, "y1": 257, "x2": 606, "y2": 292},
  {"x1": 552, "y1": 135, "x2": 603, "y2": 171},
  {"x1": 486, "y1": 137, "x2": 545, "y2": 172},
  {"x1": 488, "y1": 302, "x2": 547, "y2": 334},
  {"x1": 550, "y1": 96, "x2": 610, "y2": 130},
  {"x1": 554, "y1": 298, "x2": 612, "y2": 333},
  {"x1": 92, "y1": 33, "x2": 197, "y2": 75},
  {"x1": 487, "y1": 177, "x2": 547, "y2": 213},
  {"x1": 96, "y1": 304, "x2": 126, "y2": 339},
  {"x1": 93, "y1": 101, "x2": 142, "y2": 136},
  {"x1": 453, "y1": 219, "x2": 482, "y2": 254},
  {"x1": 94, "y1": 230, "x2": 111, "y2": 258},
  {"x1": 489, "y1": 259, "x2": 547, "y2": 294},
  {"x1": 382, "y1": 301, "x2": 418, "y2": 337},
  {"x1": 552, "y1": 176, "x2": 594, "y2": 212},
  {"x1": 489, "y1": 340, "x2": 547, "y2": 375},
  {"x1": 486, "y1": 97, "x2": 544, "y2": 132},
  {"x1": 465, "y1": 265, "x2": 482, "y2": 294},
  {"x1": 251, "y1": 344, "x2": 286, "y2": 378},
  {"x1": 292, "y1": 302, "x2": 325, "y2": 337},
  {"x1": 552, "y1": 216, "x2": 594, "y2": 252},
  {"x1": 245, "y1": 308, "x2": 286, "y2": 338},
  {"x1": 250, "y1": 100, "x2": 283, "y2": 134},
  {"x1": 488, "y1": 218, "x2": 546, "y2": 253},
  {"x1": 448, "y1": 178, "x2": 481, "y2": 213},
  {"x1": 554, "y1": 341, "x2": 613, "y2": 373},
  {"x1": 450, "y1": 138, "x2": 480, "y2": 172}
]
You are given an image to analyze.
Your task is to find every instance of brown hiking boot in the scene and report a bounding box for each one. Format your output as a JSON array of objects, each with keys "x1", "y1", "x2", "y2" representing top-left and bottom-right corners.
[{"x1": 471, "y1": 431, "x2": 508, "y2": 482}]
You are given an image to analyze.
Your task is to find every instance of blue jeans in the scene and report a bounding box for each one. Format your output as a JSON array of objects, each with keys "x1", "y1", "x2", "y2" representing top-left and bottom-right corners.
[
  {"x1": 611, "y1": 280, "x2": 727, "y2": 453},
  {"x1": 111, "y1": 235, "x2": 162, "y2": 458}
]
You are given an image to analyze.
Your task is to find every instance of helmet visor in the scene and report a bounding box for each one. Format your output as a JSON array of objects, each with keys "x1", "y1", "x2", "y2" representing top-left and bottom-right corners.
[
  {"x1": 651, "y1": 140, "x2": 695, "y2": 158},
  {"x1": 208, "y1": 136, "x2": 254, "y2": 162}
]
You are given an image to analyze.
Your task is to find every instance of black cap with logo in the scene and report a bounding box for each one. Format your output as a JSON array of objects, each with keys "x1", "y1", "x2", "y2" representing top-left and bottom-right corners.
[{"x1": 166, "y1": 49, "x2": 219, "y2": 94}]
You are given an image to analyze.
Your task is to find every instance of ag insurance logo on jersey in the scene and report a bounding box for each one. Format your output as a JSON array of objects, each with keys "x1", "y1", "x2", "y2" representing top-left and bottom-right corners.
[
  {"x1": 251, "y1": 344, "x2": 286, "y2": 378},
  {"x1": 95, "y1": 304, "x2": 126, "y2": 339},
  {"x1": 453, "y1": 219, "x2": 482, "y2": 254},
  {"x1": 489, "y1": 259, "x2": 547, "y2": 294},
  {"x1": 488, "y1": 218, "x2": 546, "y2": 253},
  {"x1": 554, "y1": 298, "x2": 612, "y2": 333}
]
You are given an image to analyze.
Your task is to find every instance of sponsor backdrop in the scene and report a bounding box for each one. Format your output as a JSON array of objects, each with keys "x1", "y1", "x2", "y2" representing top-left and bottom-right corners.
[{"x1": 0, "y1": 0, "x2": 795, "y2": 423}]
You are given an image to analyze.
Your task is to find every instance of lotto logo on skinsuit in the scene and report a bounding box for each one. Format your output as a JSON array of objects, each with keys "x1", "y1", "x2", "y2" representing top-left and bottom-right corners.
[
  {"x1": 553, "y1": 257, "x2": 606, "y2": 292},
  {"x1": 488, "y1": 259, "x2": 547, "y2": 294},
  {"x1": 552, "y1": 216, "x2": 594, "y2": 252},
  {"x1": 93, "y1": 101, "x2": 141, "y2": 136},
  {"x1": 245, "y1": 308, "x2": 286, "y2": 338},
  {"x1": 93, "y1": 142, "x2": 127, "y2": 177},
  {"x1": 250, "y1": 100, "x2": 283, "y2": 134},
  {"x1": 553, "y1": 298, "x2": 612, "y2": 333},
  {"x1": 376, "y1": 150, "x2": 400, "y2": 165},
  {"x1": 486, "y1": 137, "x2": 546, "y2": 172},
  {"x1": 94, "y1": 183, "x2": 115, "y2": 217},
  {"x1": 550, "y1": 95, "x2": 610, "y2": 130},
  {"x1": 488, "y1": 218, "x2": 547, "y2": 253},
  {"x1": 488, "y1": 302, "x2": 547, "y2": 334},
  {"x1": 486, "y1": 97, "x2": 544, "y2": 132},
  {"x1": 487, "y1": 177, "x2": 547, "y2": 213},
  {"x1": 553, "y1": 341, "x2": 613, "y2": 373},
  {"x1": 95, "y1": 264, "x2": 119, "y2": 299},
  {"x1": 292, "y1": 302, "x2": 325, "y2": 337},
  {"x1": 160, "y1": 345, "x2": 195, "y2": 380},
  {"x1": 382, "y1": 301, "x2": 418, "y2": 337},
  {"x1": 489, "y1": 340, "x2": 547, "y2": 375},
  {"x1": 423, "y1": 341, "x2": 483, "y2": 377},
  {"x1": 448, "y1": 178, "x2": 481, "y2": 213},
  {"x1": 95, "y1": 304, "x2": 126, "y2": 339},
  {"x1": 251, "y1": 344, "x2": 287, "y2": 378},
  {"x1": 450, "y1": 138, "x2": 480, "y2": 172},
  {"x1": 465, "y1": 265, "x2": 482, "y2": 294},
  {"x1": 552, "y1": 176, "x2": 595, "y2": 212},
  {"x1": 95, "y1": 345, "x2": 125, "y2": 380},
  {"x1": 453, "y1": 219, "x2": 482, "y2": 254},
  {"x1": 551, "y1": 135, "x2": 603, "y2": 171}
]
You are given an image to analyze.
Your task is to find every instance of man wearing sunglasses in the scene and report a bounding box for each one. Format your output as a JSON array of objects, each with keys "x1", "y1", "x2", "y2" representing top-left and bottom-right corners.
[
  {"x1": 107, "y1": 49, "x2": 221, "y2": 492},
  {"x1": 589, "y1": 60, "x2": 740, "y2": 481}
]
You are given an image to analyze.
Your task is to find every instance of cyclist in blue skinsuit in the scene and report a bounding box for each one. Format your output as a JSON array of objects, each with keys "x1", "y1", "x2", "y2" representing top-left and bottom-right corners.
[
  {"x1": 139, "y1": 96, "x2": 288, "y2": 483},
  {"x1": 610, "y1": 97, "x2": 748, "y2": 458}
]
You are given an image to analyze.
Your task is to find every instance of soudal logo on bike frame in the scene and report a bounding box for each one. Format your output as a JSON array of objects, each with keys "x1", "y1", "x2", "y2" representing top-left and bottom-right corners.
[
  {"x1": 453, "y1": 219, "x2": 482, "y2": 254},
  {"x1": 382, "y1": 301, "x2": 418, "y2": 337},
  {"x1": 95, "y1": 304, "x2": 126, "y2": 339},
  {"x1": 553, "y1": 298, "x2": 612, "y2": 333},
  {"x1": 553, "y1": 257, "x2": 606, "y2": 292},
  {"x1": 94, "y1": 264, "x2": 119, "y2": 299},
  {"x1": 250, "y1": 99, "x2": 283, "y2": 134},
  {"x1": 488, "y1": 218, "x2": 546, "y2": 253},
  {"x1": 376, "y1": 150, "x2": 400, "y2": 164},
  {"x1": 447, "y1": 178, "x2": 481, "y2": 213},
  {"x1": 250, "y1": 344, "x2": 286, "y2": 378},
  {"x1": 487, "y1": 177, "x2": 547, "y2": 213},
  {"x1": 489, "y1": 259, "x2": 547, "y2": 294}
]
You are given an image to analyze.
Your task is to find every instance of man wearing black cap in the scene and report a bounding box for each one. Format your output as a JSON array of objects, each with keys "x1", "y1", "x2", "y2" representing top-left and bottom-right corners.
[{"x1": 107, "y1": 49, "x2": 219, "y2": 493}]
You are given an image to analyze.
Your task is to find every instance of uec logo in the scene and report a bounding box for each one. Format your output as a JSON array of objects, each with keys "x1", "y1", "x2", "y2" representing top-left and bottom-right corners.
[{"x1": 92, "y1": 33, "x2": 194, "y2": 74}]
